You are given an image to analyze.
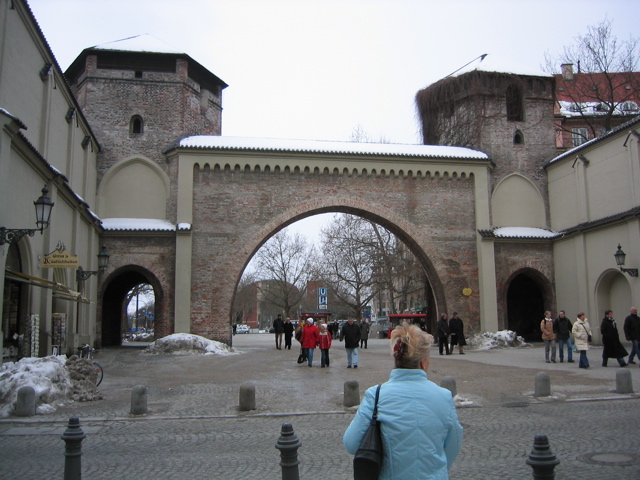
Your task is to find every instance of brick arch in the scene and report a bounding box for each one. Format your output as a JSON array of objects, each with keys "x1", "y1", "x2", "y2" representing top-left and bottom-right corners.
[{"x1": 230, "y1": 196, "x2": 449, "y2": 323}]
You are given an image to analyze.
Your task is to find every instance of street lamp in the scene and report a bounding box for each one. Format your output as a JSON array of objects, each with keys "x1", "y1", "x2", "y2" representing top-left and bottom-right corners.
[
  {"x1": 0, "y1": 186, "x2": 54, "y2": 245},
  {"x1": 76, "y1": 245, "x2": 111, "y2": 281},
  {"x1": 614, "y1": 244, "x2": 638, "y2": 277}
]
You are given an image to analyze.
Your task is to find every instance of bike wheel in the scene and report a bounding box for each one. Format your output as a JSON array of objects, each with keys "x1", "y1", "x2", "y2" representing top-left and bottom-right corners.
[{"x1": 93, "y1": 362, "x2": 104, "y2": 386}]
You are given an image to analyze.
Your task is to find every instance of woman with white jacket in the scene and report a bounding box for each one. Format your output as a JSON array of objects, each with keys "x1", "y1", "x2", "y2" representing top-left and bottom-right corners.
[
  {"x1": 344, "y1": 324, "x2": 463, "y2": 479},
  {"x1": 572, "y1": 312, "x2": 592, "y2": 369}
]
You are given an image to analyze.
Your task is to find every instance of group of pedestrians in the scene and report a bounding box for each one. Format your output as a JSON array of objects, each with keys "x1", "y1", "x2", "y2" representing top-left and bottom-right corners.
[
  {"x1": 539, "y1": 307, "x2": 640, "y2": 369},
  {"x1": 436, "y1": 312, "x2": 467, "y2": 355}
]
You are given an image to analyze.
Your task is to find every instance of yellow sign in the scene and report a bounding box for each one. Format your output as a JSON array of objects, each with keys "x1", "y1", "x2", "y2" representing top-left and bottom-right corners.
[
  {"x1": 42, "y1": 250, "x2": 79, "y2": 268},
  {"x1": 462, "y1": 288, "x2": 472, "y2": 296}
]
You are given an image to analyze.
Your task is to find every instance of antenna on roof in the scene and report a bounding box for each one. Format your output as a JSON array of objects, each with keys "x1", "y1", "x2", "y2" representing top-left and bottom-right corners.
[{"x1": 444, "y1": 53, "x2": 489, "y2": 78}]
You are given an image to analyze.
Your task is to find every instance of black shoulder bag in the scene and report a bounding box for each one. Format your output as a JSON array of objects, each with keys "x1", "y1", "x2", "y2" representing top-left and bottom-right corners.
[{"x1": 353, "y1": 384, "x2": 382, "y2": 480}]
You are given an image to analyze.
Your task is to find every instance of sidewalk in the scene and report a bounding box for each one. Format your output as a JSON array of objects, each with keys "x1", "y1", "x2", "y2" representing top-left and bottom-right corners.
[{"x1": 2, "y1": 334, "x2": 638, "y2": 423}]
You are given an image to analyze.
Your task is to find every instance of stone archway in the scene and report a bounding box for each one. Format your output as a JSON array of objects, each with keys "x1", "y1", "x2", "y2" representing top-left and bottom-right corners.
[
  {"x1": 505, "y1": 268, "x2": 553, "y2": 341},
  {"x1": 98, "y1": 266, "x2": 165, "y2": 347},
  {"x1": 594, "y1": 269, "x2": 632, "y2": 344}
]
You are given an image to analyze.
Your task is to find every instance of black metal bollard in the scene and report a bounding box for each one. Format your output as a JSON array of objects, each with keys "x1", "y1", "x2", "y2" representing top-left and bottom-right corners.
[
  {"x1": 61, "y1": 416, "x2": 86, "y2": 480},
  {"x1": 275, "y1": 422, "x2": 301, "y2": 480},
  {"x1": 526, "y1": 434, "x2": 560, "y2": 479}
]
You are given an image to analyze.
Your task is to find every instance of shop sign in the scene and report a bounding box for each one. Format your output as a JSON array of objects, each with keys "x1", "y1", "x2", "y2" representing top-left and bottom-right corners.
[{"x1": 42, "y1": 250, "x2": 79, "y2": 268}]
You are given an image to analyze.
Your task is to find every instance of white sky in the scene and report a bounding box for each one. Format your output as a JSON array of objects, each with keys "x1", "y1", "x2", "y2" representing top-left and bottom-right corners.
[{"x1": 26, "y1": 0, "x2": 640, "y2": 241}]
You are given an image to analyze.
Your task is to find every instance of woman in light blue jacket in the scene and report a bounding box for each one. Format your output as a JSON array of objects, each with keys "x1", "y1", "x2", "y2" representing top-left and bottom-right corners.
[{"x1": 344, "y1": 324, "x2": 463, "y2": 479}]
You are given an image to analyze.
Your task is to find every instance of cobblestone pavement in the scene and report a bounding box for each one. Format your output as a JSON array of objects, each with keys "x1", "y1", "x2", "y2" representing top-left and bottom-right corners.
[{"x1": 1, "y1": 334, "x2": 639, "y2": 479}]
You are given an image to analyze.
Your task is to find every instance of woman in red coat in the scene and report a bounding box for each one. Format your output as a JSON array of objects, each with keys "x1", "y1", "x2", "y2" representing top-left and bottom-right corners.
[{"x1": 301, "y1": 318, "x2": 320, "y2": 367}]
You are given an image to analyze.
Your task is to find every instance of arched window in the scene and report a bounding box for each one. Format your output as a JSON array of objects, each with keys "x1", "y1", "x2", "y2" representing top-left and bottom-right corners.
[
  {"x1": 513, "y1": 130, "x2": 524, "y2": 144},
  {"x1": 130, "y1": 115, "x2": 144, "y2": 135}
]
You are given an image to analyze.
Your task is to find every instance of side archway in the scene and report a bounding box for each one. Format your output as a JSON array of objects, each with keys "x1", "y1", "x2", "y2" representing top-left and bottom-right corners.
[
  {"x1": 594, "y1": 269, "x2": 632, "y2": 344},
  {"x1": 505, "y1": 268, "x2": 553, "y2": 341}
]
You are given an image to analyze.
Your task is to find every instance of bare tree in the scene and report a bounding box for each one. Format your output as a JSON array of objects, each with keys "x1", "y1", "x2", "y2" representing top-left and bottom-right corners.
[
  {"x1": 544, "y1": 17, "x2": 640, "y2": 134},
  {"x1": 252, "y1": 230, "x2": 315, "y2": 318},
  {"x1": 350, "y1": 123, "x2": 390, "y2": 144}
]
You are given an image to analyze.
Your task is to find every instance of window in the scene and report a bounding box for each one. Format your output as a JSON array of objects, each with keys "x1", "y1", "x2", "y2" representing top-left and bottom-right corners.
[
  {"x1": 506, "y1": 85, "x2": 523, "y2": 121},
  {"x1": 572, "y1": 128, "x2": 588, "y2": 147},
  {"x1": 130, "y1": 115, "x2": 144, "y2": 135},
  {"x1": 513, "y1": 130, "x2": 524, "y2": 145},
  {"x1": 135, "y1": 71, "x2": 143, "y2": 79},
  {"x1": 622, "y1": 101, "x2": 639, "y2": 112}
]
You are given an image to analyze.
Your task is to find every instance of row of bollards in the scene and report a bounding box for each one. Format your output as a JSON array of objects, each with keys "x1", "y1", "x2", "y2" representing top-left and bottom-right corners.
[{"x1": 533, "y1": 368, "x2": 634, "y2": 397}]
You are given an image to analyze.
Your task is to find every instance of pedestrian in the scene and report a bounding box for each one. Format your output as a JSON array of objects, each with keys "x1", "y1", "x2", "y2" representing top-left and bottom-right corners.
[
  {"x1": 340, "y1": 318, "x2": 361, "y2": 368},
  {"x1": 319, "y1": 323, "x2": 332, "y2": 367},
  {"x1": 273, "y1": 314, "x2": 285, "y2": 350},
  {"x1": 232, "y1": 323, "x2": 237, "y2": 336},
  {"x1": 283, "y1": 317, "x2": 294, "y2": 350},
  {"x1": 343, "y1": 324, "x2": 463, "y2": 479},
  {"x1": 540, "y1": 310, "x2": 557, "y2": 363},
  {"x1": 448, "y1": 312, "x2": 466, "y2": 354},
  {"x1": 553, "y1": 310, "x2": 574, "y2": 363},
  {"x1": 300, "y1": 317, "x2": 319, "y2": 367},
  {"x1": 329, "y1": 320, "x2": 339, "y2": 339},
  {"x1": 572, "y1": 312, "x2": 592, "y2": 369},
  {"x1": 600, "y1": 310, "x2": 628, "y2": 367},
  {"x1": 437, "y1": 313, "x2": 450, "y2": 355},
  {"x1": 623, "y1": 307, "x2": 640, "y2": 366},
  {"x1": 359, "y1": 319, "x2": 370, "y2": 349}
]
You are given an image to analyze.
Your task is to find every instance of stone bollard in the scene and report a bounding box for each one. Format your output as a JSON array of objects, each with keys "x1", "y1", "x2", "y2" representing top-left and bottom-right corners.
[
  {"x1": 343, "y1": 380, "x2": 360, "y2": 407},
  {"x1": 15, "y1": 386, "x2": 36, "y2": 417},
  {"x1": 441, "y1": 376, "x2": 457, "y2": 397},
  {"x1": 130, "y1": 385, "x2": 148, "y2": 415},
  {"x1": 239, "y1": 382, "x2": 256, "y2": 411},
  {"x1": 615, "y1": 368, "x2": 633, "y2": 394},
  {"x1": 534, "y1": 372, "x2": 551, "y2": 397},
  {"x1": 526, "y1": 434, "x2": 560, "y2": 479},
  {"x1": 61, "y1": 416, "x2": 86, "y2": 480},
  {"x1": 275, "y1": 422, "x2": 301, "y2": 480}
]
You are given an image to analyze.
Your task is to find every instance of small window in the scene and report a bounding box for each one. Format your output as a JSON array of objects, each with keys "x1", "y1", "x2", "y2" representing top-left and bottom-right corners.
[
  {"x1": 135, "y1": 71, "x2": 143, "y2": 79},
  {"x1": 572, "y1": 128, "x2": 588, "y2": 147},
  {"x1": 622, "y1": 101, "x2": 639, "y2": 112},
  {"x1": 130, "y1": 115, "x2": 144, "y2": 135},
  {"x1": 513, "y1": 130, "x2": 524, "y2": 144}
]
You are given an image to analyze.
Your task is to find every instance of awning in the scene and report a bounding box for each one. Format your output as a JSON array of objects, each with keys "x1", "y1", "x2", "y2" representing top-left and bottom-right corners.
[{"x1": 4, "y1": 269, "x2": 92, "y2": 304}]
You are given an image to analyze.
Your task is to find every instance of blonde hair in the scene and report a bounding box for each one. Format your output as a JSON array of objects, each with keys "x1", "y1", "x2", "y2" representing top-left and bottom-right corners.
[{"x1": 390, "y1": 324, "x2": 434, "y2": 369}]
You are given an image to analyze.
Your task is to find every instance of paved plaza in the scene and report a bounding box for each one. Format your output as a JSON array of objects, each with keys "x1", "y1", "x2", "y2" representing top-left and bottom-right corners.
[{"x1": 1, "y1": 334, "x2": 639, "y2": 479}]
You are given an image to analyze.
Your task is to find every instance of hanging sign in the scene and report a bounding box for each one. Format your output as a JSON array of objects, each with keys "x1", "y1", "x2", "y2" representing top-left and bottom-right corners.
[{"x1": 42, "y1": 250, "x2": 79, "y2": 268}]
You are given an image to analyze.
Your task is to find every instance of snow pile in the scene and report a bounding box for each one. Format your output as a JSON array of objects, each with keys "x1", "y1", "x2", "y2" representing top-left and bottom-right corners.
[
  {"x1": 123, "y1": 331, "x2": 155, "y2": 343},
  {"x1": 466, "y1": 330, "x2": 529, "y2": 350},
  {"x1": 143, "y1": 333, "x2": 238, "y2": 356},
  {"x1": 0, "y1": 355, "x2": 100, "y2": 417}
]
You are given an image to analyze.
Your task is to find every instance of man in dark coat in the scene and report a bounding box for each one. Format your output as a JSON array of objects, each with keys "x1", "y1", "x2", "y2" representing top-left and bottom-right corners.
[
  {"x1": 339, "y1": 318, "x2": 361, "y2": 368},
  {"x1": 359, "y1": 319, "x2": 370, "y2": 349},
  {"x1": 283, "y1": 317, "x2": 295, "y2": 350},
  {"x1": 623, "y1": 307, "x2": 640, "y2": 365},
  {"x1": 600, "y1": 309, "x2": 628, "y2": 367},
  {"x1": 273, "y1": 314, "x2": 285, "y2": 350},
  {"x1": 448, "y1": 312, "x2": 466, "y2": 355},
  {"x1": 553, "y1": 310, "x2": 574, "y2": 363},
  {"x1": 437, "y1": 313, "x2": 450, "y2": 355}
]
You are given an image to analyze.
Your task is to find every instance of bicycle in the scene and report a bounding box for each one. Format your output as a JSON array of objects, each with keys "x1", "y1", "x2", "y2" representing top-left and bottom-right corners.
[{"x1": 77, "y1": 344, "x2": 104, "y2": 387}]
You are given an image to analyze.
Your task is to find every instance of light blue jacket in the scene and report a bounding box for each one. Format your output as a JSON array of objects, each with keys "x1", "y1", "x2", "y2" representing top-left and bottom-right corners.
[{"x1": 344, "y1": 368, "x2": 463, "y2": 479}]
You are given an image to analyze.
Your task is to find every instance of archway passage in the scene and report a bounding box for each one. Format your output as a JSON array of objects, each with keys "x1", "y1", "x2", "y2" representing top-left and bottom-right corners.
[
  {"x1": 507, "y1": 274, "x2": 544, "y2": 341},
  {"x1": 101, "y1": 268, "x2": 161, "y2": 347}
]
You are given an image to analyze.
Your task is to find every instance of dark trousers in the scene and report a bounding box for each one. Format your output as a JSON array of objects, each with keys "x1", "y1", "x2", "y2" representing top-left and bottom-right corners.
[
  {"x1": 284, "y1": 334, "x2": 292, "y2": 349},
  {"x1": 321, "y1": 349, "x2": 330, "y2": 367},
  {"x1": 439, "y1": 336, "x2": 450, "y2": 355},
  {"x1": 360, "y1": 339, "x2": 368, "y2": 348}
]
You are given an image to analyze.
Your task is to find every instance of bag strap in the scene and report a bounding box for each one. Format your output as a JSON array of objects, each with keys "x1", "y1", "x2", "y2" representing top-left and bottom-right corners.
[{"x1": 371, "y1": 384, "x2": 381, "y2": 421}]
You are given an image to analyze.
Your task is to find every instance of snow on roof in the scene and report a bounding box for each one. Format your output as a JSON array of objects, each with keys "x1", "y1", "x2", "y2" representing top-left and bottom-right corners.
[
  {"x1": 493, "y1": 227, "x2": 561, "y2": 239},
  {"x1": 454, "y1": 53, "x2": 548, "y2": 78},
  {"x1": 177, "y1": 136, "x2": 489, "y2": 160},
  {"x1": 91, "y1": 34, "x2": 183, "y2": 55},
  {"x1": 101, "y1": 218, "x2": 191, "y2": 232}
]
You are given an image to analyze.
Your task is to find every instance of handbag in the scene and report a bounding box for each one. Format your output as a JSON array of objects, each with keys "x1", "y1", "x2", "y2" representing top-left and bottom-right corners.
[
  {"x1": 353, "y1": 385, "x2": 383, "y2": 480},
  {"x1": 297, "y1": 347, "x2": 307, "y2": 364}
]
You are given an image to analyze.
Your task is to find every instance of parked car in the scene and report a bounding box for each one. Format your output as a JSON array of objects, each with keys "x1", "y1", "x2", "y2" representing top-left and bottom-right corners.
[{"x1": 236, "y1": 324, "x2": 250, "y2": 334}]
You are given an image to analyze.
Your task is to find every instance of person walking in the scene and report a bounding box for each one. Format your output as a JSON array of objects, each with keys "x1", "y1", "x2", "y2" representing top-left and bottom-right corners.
[
  {"x1": 318, "y1": 323, "x2": 332, "y2": 367},
  {"x1": 300, "y1": 318, "x2": 319, "y2": 367},
  {"x1": 540, "y1": 311, "x2": 557, "y2": 363},
  {"x1": 437, "y1": 313, "x2": 451, "y2": 355},
  {"x1": 343, "y1": 324, "x2": 463, "y2": 479},
  {"x1": 359, "y1": 319, "x2": 370, "y2": 349},
  {"x1": 600, "y1": 310, "x2": 628, "y2": 367},
  {"x1": 623, "y1": 307, "x2": 640, "y2": 366},
  {"x1": 553, "y1": 310, "x2": 574, "y2": 363},
  {"x1": 283, "y1": 317, "x2": 294, "y2": 350},
  {"x1": 273, "y1": 314, "x2": 285, "y2": 350},
  {"x1": 448, "y1": 312, "x2": 466, "y2": 354},
  {"x1": 572, "y1": 313, "x2": 592, "y2": 369},
  {"x1": 340, "y1": 318, "x2": 361, "y2": 368}
]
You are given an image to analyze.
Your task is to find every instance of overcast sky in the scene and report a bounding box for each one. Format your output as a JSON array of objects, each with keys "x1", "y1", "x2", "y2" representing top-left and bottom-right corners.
[{"x1": 27, "y1": 0, "x2": 640, "y2": 242}]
